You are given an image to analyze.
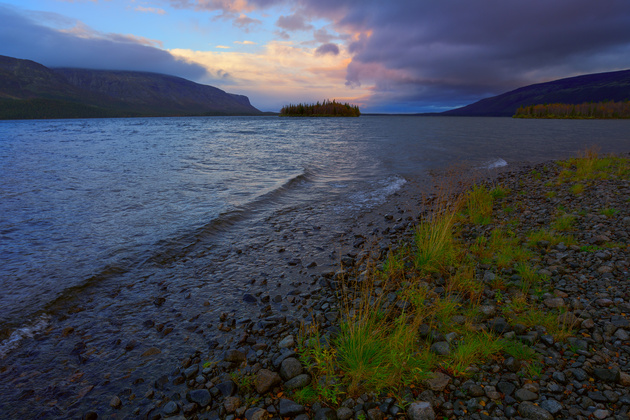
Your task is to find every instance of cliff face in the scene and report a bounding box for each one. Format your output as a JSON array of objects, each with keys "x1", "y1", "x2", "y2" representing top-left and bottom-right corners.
[
  {"x1": 442, "y1": 69, "x2": 630, "y2": 117},
  {"x1": 0, "y1": 55, "x2": 261, "y2": 119}
]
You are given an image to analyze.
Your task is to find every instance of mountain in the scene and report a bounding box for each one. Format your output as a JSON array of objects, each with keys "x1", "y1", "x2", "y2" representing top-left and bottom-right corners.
[
  {"x1": 441, "y1": 69, "x2": 630, "y2": 117},
  {"x1": 0, "y1": 55, "x2": 261, "y2": 119}
]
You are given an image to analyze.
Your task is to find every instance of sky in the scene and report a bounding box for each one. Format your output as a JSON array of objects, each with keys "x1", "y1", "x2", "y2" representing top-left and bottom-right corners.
[{"x1": 1, "y1": 1, "x2": 630, "y2": 113}]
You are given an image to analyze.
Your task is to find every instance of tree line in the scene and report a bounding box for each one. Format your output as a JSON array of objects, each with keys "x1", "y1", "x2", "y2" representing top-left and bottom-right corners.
[
  {"x1": 513, "y1": 100, "x2": 630, "y2": 119},
  {"x1": 280, "y1": 99, "x2": 361, "y2": 117}
]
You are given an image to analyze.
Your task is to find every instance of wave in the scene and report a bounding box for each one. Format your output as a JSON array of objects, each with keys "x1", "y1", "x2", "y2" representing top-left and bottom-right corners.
[
  {"x1": 0, "y1": 315, "x2": 50, "y2": 359},
  {"x1": 0, "y1": 167, "x2": 318, "y2": 338},
  {"x1": 480, "y1": 158, "x2": 508, "y2": 169},
  {"x1": 343, "y1": 176, "x2": 407, "y2": 211}
]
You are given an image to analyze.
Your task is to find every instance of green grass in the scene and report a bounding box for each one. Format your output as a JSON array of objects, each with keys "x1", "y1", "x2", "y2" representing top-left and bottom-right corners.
[
  {"x1": 600, "y1": 207, "x2": 619, "y2": 217},
  {"x1": 414, "y1": 209, "x2": 459, "y2": 273},
  {"x1": 570, "y1": 183, "x2": 585, "y2": 195},
  {"x1": 463, "y1": 184, "x2": 493, "y2": 225},
  {"x1": 527, "y1": 228, "x2": 576, "y2": 248},
  {"x1": 552, "y1": 213, "x2": 577, "y2": 231},
  {"x1": 295, "y1": 151, "x2": 627, "y2": 404}
]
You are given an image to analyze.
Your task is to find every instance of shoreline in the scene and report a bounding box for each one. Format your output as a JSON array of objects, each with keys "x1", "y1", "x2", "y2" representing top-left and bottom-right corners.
[
  {"x1": 110, "y1": 152, "x2": 629, "y2": 419},
  {"x1": 2, "y1": 152, "x2": 629, "y2": 419}
]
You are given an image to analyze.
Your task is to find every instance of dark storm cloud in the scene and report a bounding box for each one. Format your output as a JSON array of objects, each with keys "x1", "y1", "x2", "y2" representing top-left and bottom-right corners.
[
  {"x1": 299, "y1": 0, "x2": 630, "y2": 111},
  {"x1": 314, "y1": 43, "x2": 339, "y2": 56},
  {"x1": 0, "y1": 4, "x2": 207, "y2": 80},
  {"x1": 172, "y1": 0, "x2": 630, "y2": 111}
]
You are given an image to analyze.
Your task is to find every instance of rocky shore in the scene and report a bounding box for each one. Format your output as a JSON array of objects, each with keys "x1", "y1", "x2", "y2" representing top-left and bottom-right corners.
[{"x1": 13, "y1": 154, "x2": 630, "y2": 419}]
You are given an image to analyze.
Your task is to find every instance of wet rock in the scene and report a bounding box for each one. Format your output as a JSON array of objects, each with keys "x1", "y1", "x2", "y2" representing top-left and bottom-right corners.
[
  {"x1": 407, "y1": 401, "x2": 435, "y2": 420},
  {"x1": 109, "y1": 396, "x2": 122, "y2": 409},
  {"x1": 187, "y1": 389, "x2": 212, "y2": 408},
  {"x1": 216, "y1": 380, "x2": 238, "y2": 397},
  {"x1": 162, "y1": 401, "x2": 178, "y2": 415},
  {"x1": 141, "y1": 347, "x2": 161, "y2": 357},
  {"x1": 243, "y1": 294, "x2": 257, "y2": 303},
  {"x1": 224, "y1": 349, "x2": 246, "y2": 364}
]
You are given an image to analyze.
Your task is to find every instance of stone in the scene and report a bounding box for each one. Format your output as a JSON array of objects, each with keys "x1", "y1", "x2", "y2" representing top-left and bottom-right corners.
[
  {"x1": 515, "y1": 388, "x2": 538, "y2": 402},
  {"x1": 429, "y1": 341, "x2": 450, "y2": 356},
  {"x1": 162, "y1": 401, "x2": 178, "y2": 415},
  {"x1": 497, "y1": 381, "x2": 516, "y2": 396},
  {"x1": 504, "y1": 357, "x2": 521, "y2": 373},
  {"x1": 407, "y1": 401, "x2": 435, "y2": 420},
  {"x1": 336, "y1": 407, "x2": 353, "y2": 420},
  {"x1": 544, "y1": 297, "x2": 565, "y2": 308},
  {"x1": 593, "y1": 367, "x2": 620, "y2": 383},
  {"x1": 217, "y1": 381, "x2": 238, "y2": 397},
  {"x1": 224, "y1": 396, "x2": 242, "y2": 414},
  {"x1": 245, "y1": 408, "x2": 269, "y2": 420},
  {"x1": 540, "y1": 398, "x2": 563, "y2": 414},
  {"x1": 517, "y1": 401, "x2": 553, "y2": 420},
  {"x1": 279, "y1": 357, "x2": 303, "y2": 381},
  {"x1": 255, "y1": 369, "x2": 281, "y2": 394},
  {"x1": 279, "y1": 335, "x2": 295, "y2": 349},
  {"x1": 314, "y1": 407, "x2": 337, "y2": 420},
  {"x1": 278, "y1": 399, "x2": 305, "y2": 416},
  {"x1": 141, "y1": 347, "x2": 161, "y2": 357},
  {"x1": 366, "y1": 407, "x2": 383, "y2": 420},
  {"x1": 109, "y1": 396, "x2": 122, "y2": 409},
  {"x1": 188, "y1": 389, "x2": 212, "y2": 408},
  {"x1": 284, "y1": 374, "x2": 311, "y2": 390},
  {"x1": 224, "y1": 349, "x2": 246, "y2": 363},
  {"x1": 243, "y1": 294, "x2": 257, "y2": 303},
  {"x1": 593, "y1": 409, "x2": 610, "y2": 419},
  {"x1": 184, "y1": 364, "x2": 199, "y2": 379},
  {"x1": 425, "y1": 372, "x2": 451, "y2": 392}
]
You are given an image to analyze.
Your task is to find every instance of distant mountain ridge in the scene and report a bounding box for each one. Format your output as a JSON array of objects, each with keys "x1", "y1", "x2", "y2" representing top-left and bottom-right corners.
[
  {"x1": 441, "y1": 69, "x2": 630, "y2": 117},
  {"x1": 0, "y1": 55, "x2": 261, "y2": 119}
]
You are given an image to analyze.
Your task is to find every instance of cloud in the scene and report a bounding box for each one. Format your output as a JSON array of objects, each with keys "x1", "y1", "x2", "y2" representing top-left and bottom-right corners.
[
  {"x1": 215, "y1": 45, "x2": 231, "y2": 49},
  {"x1": 0, "y1": 4, "x2": 207, "y2": 80},
  {"x1": 167, "y1": 0, "x2": 630, "y2": 112},
  {"x1": 234, "y1": 40, "x2": 256, "y2": 45},
  {"x1": 170, "y1": 41, "x2": 369, "y2": 111},
  {"x1": 314, "y1": 43, "x2": 339, "y2": 56},
  {"x1": 275, "y1": 13, "x2": 313, "y2": 31},
  {"x1": 134, "y1": 6, "x2": 167, "y2": 15},
  {"x1": 232, "y1": 13, "x2": 262, "y2": 31}
]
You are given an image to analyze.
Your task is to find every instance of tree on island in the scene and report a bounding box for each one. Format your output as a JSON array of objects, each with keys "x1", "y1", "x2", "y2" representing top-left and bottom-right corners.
[
  {"x1": 280, "y1": 99, "x2": 361, "y2": 117},
  {"x1": 513, "y1": 100, "x2": 630, "y2": 119}
]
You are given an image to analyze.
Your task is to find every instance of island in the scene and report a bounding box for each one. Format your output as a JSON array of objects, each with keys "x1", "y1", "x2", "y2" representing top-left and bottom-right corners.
[{"x1": 279, "y1": 100, "x2": 361, "y2": 117}]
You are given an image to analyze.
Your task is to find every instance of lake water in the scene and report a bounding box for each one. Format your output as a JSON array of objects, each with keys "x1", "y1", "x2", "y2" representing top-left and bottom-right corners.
[{"x1": 0, "y1": 115, "x2": 628, "y2": 417}]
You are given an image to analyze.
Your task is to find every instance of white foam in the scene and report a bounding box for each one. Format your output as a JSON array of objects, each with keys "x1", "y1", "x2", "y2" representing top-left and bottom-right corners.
[
  {"x1": 349, "y1": 176, "x2": 407, "y2": 208},
  {"x1": 0, "y1": 315, "x2": 50, "y2": 359},
  {"x1": 481, "y1": 158, "x2": 508, "y2": 169}
]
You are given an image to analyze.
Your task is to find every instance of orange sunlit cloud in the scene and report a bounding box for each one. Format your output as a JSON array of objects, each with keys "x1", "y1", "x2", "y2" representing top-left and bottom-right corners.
[{"x1": 170, "y1": 41, "x2": 372, "y2": 111}]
